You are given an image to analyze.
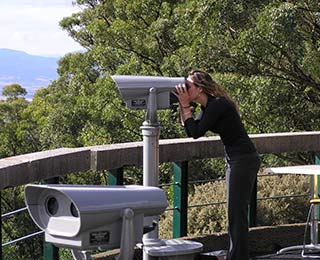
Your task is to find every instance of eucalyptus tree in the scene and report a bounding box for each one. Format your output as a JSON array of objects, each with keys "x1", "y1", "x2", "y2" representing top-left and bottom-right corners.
[
  {"x1": 0, "y1": 84, "x2": 44, "y2": 260},
  {"x1": 0, "y1": 84, "x2": 30, "y2": 157},
  {"x1": 59, "y1": 0, "x2": 320, "y2": 134},
  {"x1": 33, "y1": 0, "x2": 318, "y2": 175}
]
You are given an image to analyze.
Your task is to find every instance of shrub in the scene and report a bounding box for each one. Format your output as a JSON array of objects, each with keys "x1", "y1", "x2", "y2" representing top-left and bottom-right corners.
[{"x1": 160, "y1": 173, "x2": 310, "y2": 238}]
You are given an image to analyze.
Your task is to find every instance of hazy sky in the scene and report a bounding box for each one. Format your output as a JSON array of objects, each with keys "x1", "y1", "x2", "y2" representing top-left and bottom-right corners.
[{"x1": 0, "y1": 0, "x2": 83, "y2": 57}]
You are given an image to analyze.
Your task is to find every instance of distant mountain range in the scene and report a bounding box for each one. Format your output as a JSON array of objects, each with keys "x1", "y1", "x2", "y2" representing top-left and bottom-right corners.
[{"x1": 0, "y1": 48, "x2": 60, "y2": 100}]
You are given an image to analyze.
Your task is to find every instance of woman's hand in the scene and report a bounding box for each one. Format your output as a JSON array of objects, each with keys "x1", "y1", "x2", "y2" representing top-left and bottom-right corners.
[
  {"x1": 172, "y1": 83, "x2": 193, "y2": 124},
  {"x1": 173, "y1": 83, "x2": 191, "y2": 107}
]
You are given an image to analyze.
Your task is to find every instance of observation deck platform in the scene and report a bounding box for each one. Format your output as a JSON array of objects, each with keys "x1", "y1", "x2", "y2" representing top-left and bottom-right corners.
[{"x1": 93, "y1": 223, "x2": 319, "y2": 259}]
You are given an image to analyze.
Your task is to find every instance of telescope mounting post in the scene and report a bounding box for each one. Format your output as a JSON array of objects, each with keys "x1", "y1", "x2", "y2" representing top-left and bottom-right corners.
[{"x1": 141, "y1": 87, "x2": 163, "y2": 260}]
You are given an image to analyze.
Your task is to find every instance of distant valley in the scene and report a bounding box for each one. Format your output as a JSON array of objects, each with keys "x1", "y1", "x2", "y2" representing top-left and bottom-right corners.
[{"x1": 0, "y1": 48, "x2": 59, "y2": 100}]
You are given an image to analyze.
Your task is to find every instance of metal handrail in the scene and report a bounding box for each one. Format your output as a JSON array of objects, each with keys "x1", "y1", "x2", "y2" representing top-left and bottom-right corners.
[
  {"x1": 2, "y1": 230, "x2": 44, "y2": 247},
  {"x1": 1, "y1": 207, "x2": 27, "y2": 218},
  {"x1": 166, "y1": 192, "x2": 310, "y2": 211}
]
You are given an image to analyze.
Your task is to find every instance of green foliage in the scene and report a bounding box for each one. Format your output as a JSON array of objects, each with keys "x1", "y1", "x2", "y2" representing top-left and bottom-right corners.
[
  {"x1": 160, "y1": 172, "x2": 310, "y2": 238},
  {"x1": 187, "y1": 180, "x2": 227, "y2": 236},
  {"x1": 1, "y1": 187, "x2": 43, "y2": 260},
  {"x1": 0, "y1": 84, "x2": 31, "y2": 157},
  {"x1": 2, "y1": 84, "x2": 27, "y2": 100},
  {"x1": 21, "y1": 0, "x2": 319, "y2": 153},
  {"x1": 257, "y1": 174, "x2": 310, "y2": 226}
]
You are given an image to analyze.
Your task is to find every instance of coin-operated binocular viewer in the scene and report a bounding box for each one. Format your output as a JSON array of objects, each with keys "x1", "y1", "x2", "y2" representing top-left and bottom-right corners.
[
  {"x1": 112, "y1": 75, "x2": 185, "y2": 258},
  {"x1": 112, "y1": 76, "x2": 203, "y2": 260},
  {"x1": 24, "y1": 184, "x2": 168, "y2": 260}
]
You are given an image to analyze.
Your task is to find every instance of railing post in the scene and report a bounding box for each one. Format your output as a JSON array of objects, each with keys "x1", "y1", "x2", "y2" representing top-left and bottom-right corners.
[
  {"x1": 316, "y1": 153, "x2": 320, "y2": 214},
  {"x1": 248, "y1": 178, "x2": 257, "y2": 227},
  {"x1": 43, "y1": 177, "x2": 59, "y2": 260},
  {"x1": 316, "y1": 152, "x2": 320, "y2": 189},
  {"x1": 0, "y1": 190, "x2": 2, "y2": 260},
  {"x1": 173, "y1": 161, "x2": 188, "y2": 238},
  {"x1": 43, "y1": 241, "x2": 59, "y2": 260},
  {"x1": 108, "y1": 168, "x2": 124, "y2": 185}
]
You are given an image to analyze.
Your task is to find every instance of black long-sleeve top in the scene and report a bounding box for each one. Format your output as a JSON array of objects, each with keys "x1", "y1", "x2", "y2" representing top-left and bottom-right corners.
[{"x1": 184, "y1": 95, "x2": 256, "y2": 157}]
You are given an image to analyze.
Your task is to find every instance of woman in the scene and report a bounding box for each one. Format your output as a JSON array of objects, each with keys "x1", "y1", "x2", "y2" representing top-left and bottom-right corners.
[{"x1": 174, "y1": 70, "x2": 260, "y2": 260}]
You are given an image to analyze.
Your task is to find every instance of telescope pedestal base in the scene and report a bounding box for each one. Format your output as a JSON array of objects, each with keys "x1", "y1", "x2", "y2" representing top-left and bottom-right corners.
[
  {"x1": 143, "y1": 239, "x2": 203, "y2": 260},
  {"x1": 72, "y1": 250, "x2": 93, "y2": 260}
]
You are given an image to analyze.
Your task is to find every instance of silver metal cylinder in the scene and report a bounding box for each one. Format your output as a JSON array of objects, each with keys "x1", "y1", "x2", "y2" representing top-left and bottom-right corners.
[{"x1": 141, "y1": 88, "x2": 161, "y2": 260}]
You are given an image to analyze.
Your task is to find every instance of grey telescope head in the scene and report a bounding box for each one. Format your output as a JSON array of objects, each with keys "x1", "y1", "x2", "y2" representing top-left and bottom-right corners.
[
  {"x1": 111, "y1": 75, "x2": 184, "y2": 109},
  {"x1": 24, "y1": 184, "x2": 168, "y2": 250}
]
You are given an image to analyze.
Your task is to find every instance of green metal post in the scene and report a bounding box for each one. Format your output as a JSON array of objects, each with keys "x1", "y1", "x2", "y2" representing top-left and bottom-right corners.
[
  {"x1": 316, "y1": 153, "x2": 320, "y2": 216},
  {"x1": 0, "y1": 191, "x2": 2, "y2": 259},
  {"x1": 43, "y1": 241, "x2": 59, "y2": 260},
  {"x1": 108, "y1": 168, "x2": 124, "y2": 185},
  {"x1": 248, "y1": 178, "x2": 257, "y2": 227},
  {"x1": 43, "y1": 177, "x2": 59, "y2": 260},
  {"x1": 173, "y1": 161, "x2": 188, "y2": 238}
]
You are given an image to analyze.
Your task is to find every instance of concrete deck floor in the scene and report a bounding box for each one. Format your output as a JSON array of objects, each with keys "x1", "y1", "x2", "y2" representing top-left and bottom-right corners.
[
  {"x1": 93, "y1": 223, "x2": 319, "y2": 260},
  {"x1": 200, "y1": 249, "x2": 320, "y2": 259},
  {"x1": 254, "y1": 249, "x2": 320, "y2": 259}
]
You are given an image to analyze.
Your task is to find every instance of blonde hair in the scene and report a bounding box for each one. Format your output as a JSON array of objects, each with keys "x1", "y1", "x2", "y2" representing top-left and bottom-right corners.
[{"x1": 188, "y1": 70, "x2": 238, "y2": 111}]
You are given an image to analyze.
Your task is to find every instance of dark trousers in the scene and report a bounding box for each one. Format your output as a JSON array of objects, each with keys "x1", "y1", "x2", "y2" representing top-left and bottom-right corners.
[{"x1": 225, "y1": 152, "x2": 260, "y2": 260}]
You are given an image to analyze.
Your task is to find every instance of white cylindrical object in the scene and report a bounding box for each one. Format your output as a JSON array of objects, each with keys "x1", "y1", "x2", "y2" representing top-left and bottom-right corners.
[{"x1": 143, "y1": 239, "x2": 203, "y2": 260}]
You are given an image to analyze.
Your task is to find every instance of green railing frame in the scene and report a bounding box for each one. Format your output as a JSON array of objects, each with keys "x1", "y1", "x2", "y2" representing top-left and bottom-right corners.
[
  {"x1": 316, "y1": 153, "x2": 320, "y2": 217},
  {"x1": 1, "y1": 132, "x2": 320, "y2": 259},
  {"x1": 0, "y1": 191, "x2": 2, "y2": 259},
  {"x1": 43, "y1": 242, "x2": 59, "y2": 260},
  {"x1": 173, "y1": 161, "x2": 189, "y2": 238},
  {"x1": 108, "y1": 168, "x2": 124, "y2": 185}
]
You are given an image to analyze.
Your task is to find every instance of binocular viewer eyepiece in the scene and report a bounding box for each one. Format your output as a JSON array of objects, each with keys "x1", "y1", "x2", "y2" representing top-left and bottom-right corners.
[{"x1": 112, "y1": 75, "x2": 184, "y2": 109}]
